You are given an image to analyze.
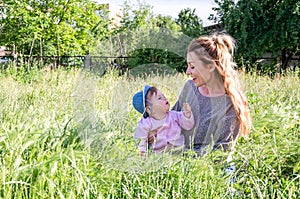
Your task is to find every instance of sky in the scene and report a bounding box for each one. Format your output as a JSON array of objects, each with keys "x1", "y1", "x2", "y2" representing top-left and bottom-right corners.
[{"x1": 97, "y1": 0, "x2": 218, "y2": 26}]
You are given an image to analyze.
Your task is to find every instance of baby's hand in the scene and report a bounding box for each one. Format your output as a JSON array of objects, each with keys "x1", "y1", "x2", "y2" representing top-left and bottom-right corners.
[
  {"x1": 183, "y1": 102, "x2": 191, "y2": 118},
  {"x1": 148, "y1": 130, "x2": 157, "y2": 145}
]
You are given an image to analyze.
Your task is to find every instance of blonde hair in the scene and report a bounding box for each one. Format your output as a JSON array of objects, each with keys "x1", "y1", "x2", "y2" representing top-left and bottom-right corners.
[{"x1": 188, "y1": 34, "x2": 252, "y2": 137}]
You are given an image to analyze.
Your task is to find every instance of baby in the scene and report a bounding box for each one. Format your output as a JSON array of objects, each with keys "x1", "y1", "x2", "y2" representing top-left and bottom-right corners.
[{"x1": 132, "y1": 85, "x2": 195, "y2": 155}]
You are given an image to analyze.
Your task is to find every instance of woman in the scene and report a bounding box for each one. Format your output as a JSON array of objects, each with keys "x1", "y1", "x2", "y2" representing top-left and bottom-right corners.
[{"x1": 172, "y1": 33, "x2": 252, "y2": 156}]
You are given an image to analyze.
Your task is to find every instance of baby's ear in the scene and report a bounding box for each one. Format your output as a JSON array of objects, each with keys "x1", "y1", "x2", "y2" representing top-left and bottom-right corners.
[{"x1": 145, "y1": 106, "x2": 151, "y2": 114}]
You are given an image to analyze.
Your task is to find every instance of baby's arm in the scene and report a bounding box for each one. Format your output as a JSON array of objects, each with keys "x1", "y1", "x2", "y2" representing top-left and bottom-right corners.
[
  {"x1": 179, "y1": 103, "x2": 195, "y2": 130},
  {"x1": 138, "y1": 139, "x2": 147, "y2": 155},
  {"x1": 183, "y1": 102, "x2": 192, "y2": 118},
  {"x1": 134, "y1": 119, "x2": 152, "y2": 156}
]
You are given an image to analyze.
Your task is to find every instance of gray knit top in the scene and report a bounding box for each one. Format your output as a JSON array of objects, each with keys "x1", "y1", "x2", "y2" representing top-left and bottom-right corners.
[{"x1": 172, "y1": 80, "x2": 239, "y2": 155}]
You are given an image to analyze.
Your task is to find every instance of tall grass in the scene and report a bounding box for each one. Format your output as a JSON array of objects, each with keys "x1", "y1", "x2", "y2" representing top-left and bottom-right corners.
[{"x1": 0, "y1": 67, "x2": 299, "y2": 198}]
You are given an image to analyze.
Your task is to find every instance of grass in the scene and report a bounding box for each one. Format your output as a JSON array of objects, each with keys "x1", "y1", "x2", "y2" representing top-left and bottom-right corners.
[{"x1": 0, "y1": 66, "x2": 299, "y2": 198}]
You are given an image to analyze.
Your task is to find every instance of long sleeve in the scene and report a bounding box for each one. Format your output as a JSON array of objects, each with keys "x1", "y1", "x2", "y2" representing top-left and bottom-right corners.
[
  {"x1": 178, "y1": 111, "x2": 195, "y2": 131},
  {"x1": 172, "y1": 80, "x2": 239, "y2": 155},
  {"x1": 134, "y1": 118, "x2": 152, "y2": 153}
]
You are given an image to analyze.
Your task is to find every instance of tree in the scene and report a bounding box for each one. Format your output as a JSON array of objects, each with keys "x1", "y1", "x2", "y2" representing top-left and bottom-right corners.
[
  {"x1": 212, "y1": 0, "x2": 300, "y2": 72},
  {"x1": 0, "y1": 0, "x2": 110, "y2": 60},
  {"x1": 98, "y1": 0, "x2": 190, "y2": 73},
  {"x1": 119, "y1": 0, "x2": 154, "y2": 31},
  {"x1": 104, "y1": 0, "x2": 154, "y2": 58},
  {"x1": 176, "y1": 8, "x2": 203, "y2": 38},
  {"x1": 151, "y1": 14, "x2": 180, "y2": 31}
]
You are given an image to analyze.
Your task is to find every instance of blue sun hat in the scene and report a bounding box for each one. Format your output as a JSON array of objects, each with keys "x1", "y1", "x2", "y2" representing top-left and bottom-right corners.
[{"x1": 132, "y1": 85, "x2": 151, "y2": 118}]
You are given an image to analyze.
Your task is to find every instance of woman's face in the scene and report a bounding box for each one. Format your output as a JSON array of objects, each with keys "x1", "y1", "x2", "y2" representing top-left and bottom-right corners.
[{"x1": 186, "y1": 51, "x2": 213, "y2": 87}]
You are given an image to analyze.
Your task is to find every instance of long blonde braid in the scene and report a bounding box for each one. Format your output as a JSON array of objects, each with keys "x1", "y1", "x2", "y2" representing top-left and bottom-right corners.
[{"x1": 188, "y1": 34, "x2": 252, "y2": 136}]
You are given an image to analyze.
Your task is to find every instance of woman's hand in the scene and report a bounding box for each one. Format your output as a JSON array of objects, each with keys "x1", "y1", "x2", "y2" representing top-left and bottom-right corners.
[{"x1": 183, "y1": 102, "x2": 192, "y2": 118}]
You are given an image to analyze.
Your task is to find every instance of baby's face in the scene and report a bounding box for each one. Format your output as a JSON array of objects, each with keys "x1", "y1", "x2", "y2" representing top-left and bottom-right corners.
[{"x1": 149, "y1": 90, "x2": 170, "y2": 114}]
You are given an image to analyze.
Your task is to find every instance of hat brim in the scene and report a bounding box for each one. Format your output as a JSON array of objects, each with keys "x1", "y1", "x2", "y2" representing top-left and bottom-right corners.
[{"x1": 142, "y1": 85, "x2": 151, "y2": 118}]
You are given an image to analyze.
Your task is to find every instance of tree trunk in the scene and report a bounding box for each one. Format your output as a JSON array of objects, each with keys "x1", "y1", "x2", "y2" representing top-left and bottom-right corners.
[
  {"x1": 13, "y1": 44, "x2": 17, "y2": 66},
  {"x1": 29, "y1": 36, "x2": 36, "y2": 66},
  {"x1": 40, "y1": 37, "x2": 43, "y2": 66},
  {"x1": 281, "y1": 49, "x2": 294, "y2": 73},
  {"x1": 276, "y1": 56, "x2": 281, "y2": 74},
  {"x1": 56, "y1": 37, "x2": 60, "y2": 70}
]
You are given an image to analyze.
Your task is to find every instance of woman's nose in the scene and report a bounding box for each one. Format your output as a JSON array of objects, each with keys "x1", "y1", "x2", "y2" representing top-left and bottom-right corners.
[{"x1": 186, "y1": 66, "x2": 191, "y2": 75}]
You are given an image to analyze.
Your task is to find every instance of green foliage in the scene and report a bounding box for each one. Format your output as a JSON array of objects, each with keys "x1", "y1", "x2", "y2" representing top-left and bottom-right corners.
[
  {"x1": 0, "y1": 0, "x2": 208, "y2": 73},
  {"x1": 0, "y1": 0, "x2": 110, "y2": 57},
  {"x1": 0, "y1": 68, "x2": 299, "y2": 198},
  {"x1": 118, "y1": 0, "x2": 154, "y2": 32},
  {"x1": 127, "y1": 48, "x2": 186, "y2": 72},
  {"x1": 111, "y1": 1, "x2": 194, "y2": 74},
  {"x1": 152, "y1": 14, "x2": 181, "y2": 31},
  {"x1": 212, "y1": 0, "x2": 300, "y2": 72},
  {"x1": 176, "y1": 8, "x2": 204, "y2": 38},
  {"x1": 93, "y1": 26, "x2": 191, "y2": 75}
]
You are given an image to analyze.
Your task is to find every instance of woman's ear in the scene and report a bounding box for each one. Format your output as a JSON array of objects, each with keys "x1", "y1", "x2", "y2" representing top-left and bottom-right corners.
[{"x1": 208, "y1": 64, "x2": 216, "y2": 73}]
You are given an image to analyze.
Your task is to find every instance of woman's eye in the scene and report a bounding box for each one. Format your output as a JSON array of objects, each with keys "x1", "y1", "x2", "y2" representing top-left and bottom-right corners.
[{"x1": 188, "y1": 63, "x2": 195, "y2": 69}]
